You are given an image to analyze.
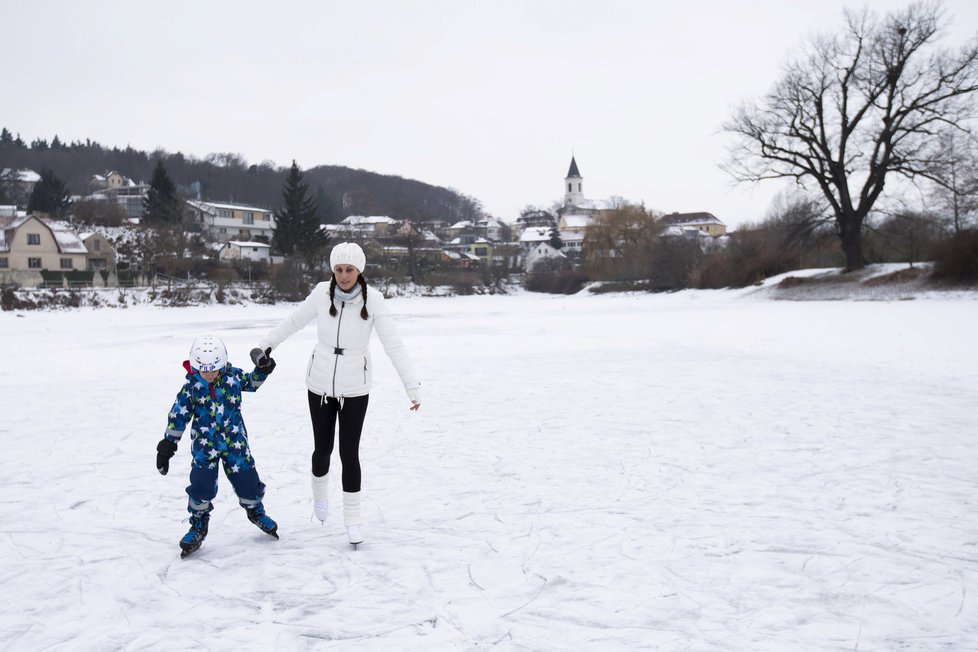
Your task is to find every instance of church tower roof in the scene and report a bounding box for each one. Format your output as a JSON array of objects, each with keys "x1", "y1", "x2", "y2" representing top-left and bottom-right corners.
[{"x1": 566, "y1": 156, "x2": 581, "y2": 179}]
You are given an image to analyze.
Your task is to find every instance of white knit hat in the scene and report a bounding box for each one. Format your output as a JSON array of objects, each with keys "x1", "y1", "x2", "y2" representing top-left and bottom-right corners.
[{"x1": 329, "y1": 242, "x2": 366, "y2": 273}]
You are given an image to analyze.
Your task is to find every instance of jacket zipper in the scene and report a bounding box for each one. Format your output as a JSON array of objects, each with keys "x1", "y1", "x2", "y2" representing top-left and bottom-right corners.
[{"x1": 332, "y1": 301, "x2": 345, "y2": 397}]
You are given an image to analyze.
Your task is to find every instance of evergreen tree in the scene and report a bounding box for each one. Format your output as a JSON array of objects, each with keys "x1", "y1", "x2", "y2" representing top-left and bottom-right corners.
[
  {"x1": 143, "y1": 160, "x2": 183, "y2": 224},
  {"x1": 0, "y1": 173, "x2": 10, "y2": 205},
  {"x1": 314, "y1": 185, "x2": 340, "y2": 224},
  {"x1": 27, "y1": 168, "x2": 70, "y2": 217},
  {"x1": 273, "y1": 161, "x2": 329, "y2": 265},
  {"x1": 549, "y1": 227, "x2": 564, "y2": 250},
  {"x1": 0, "y1": 128, "x2": 13, "y2": 148}
]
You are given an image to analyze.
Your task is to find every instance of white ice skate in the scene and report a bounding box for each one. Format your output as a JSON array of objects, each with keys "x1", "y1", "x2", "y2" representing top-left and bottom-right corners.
[{"x1": 311, "y1": 473, "x2": 329, "y2": 523}]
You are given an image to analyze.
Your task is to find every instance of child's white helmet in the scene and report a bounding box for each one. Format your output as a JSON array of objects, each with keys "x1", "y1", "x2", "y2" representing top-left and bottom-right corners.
[{"x1": 189, "y1": 335, "x2": 227, "y2": 372}]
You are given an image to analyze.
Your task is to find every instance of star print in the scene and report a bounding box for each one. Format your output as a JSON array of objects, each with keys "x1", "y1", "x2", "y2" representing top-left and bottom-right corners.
[{"x1": 231, "y1": 465, "x2": 240, "y2": 473}]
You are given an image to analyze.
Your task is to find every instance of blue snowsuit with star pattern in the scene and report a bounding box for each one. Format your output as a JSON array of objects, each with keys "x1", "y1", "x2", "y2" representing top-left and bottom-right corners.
[{"x1": 163, "y1": 360, "x2": 270, "y2": 514}]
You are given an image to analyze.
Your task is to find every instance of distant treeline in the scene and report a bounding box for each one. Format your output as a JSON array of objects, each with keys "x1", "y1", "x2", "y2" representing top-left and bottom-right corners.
[{"x1": 0, "y1": 128, "x2": 485, "y2": 224}]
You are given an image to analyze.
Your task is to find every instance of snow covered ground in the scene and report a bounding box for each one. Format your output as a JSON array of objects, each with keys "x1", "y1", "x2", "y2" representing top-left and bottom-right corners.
[{"x1": 2, "y1": 288, "x2": 977, "y2": 651}]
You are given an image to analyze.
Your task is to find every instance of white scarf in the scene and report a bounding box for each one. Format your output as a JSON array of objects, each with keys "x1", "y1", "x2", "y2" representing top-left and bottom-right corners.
[{"x1": 334, "y1": 284, "x2": 362, "y2": 303}]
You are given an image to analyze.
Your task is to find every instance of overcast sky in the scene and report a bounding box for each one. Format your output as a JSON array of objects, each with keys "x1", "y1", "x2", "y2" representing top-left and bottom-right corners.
[{"x1": 3, "y1": 0, "x2": 977, "y2": 228}]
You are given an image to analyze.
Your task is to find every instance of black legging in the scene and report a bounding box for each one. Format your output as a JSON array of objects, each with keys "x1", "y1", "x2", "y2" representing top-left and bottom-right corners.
[{"x1": 307, "y1": 391, "x2": 369, "y2": 492}]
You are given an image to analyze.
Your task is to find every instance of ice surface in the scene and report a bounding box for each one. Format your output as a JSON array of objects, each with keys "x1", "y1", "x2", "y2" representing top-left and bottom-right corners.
[{"x1": 1, "y1": 289, "x2": 976, "y2": 650}]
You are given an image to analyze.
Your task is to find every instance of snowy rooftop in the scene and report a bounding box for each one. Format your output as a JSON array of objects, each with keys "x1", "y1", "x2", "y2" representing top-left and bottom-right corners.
[
  {"x1": 527, "y1": 242, "x2": 566, "y2": 258},
  {"x1": 1, "y1": 216, "x2": 88, "y2": 254},
  {"x1": 186, "y1": 200, "x2": 271, "y2": 213},
  {"x1": 225, "y1": 240, "x2": 270, "y2": 248},
  {"x1": 1, "y1": 168, "x2": 41, "y2": 183},
  {"x1": 561, "y1": 215, "x2": 593, "y2": 229},
  {"x1": 659, "y1": 212, "x2": 723, "y2": 226},
  {"x1": 44, "y1": 219, "x2": 88, "y2": 254},
  {"x1": 518, "y1": 227, "x2": 553, "y2": 243},
  {"x1": 342, "y1": 215, "x2": 398, "y2": 225},
  {"x1": 566, "y1": 198, "x2": 615, "y2": 211}
]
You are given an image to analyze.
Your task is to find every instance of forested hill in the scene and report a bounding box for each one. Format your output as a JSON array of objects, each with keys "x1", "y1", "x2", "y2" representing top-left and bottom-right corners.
[{"x1": 0, "y1": 132, "x2": 485, "y2": 224}]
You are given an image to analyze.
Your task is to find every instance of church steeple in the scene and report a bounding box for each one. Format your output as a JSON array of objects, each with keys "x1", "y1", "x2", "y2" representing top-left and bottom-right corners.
[
  {"x1": 567, "y1": 156, "x2": 581, "y2": 179},
  {"x1": 564, "y1": 156, "x2": 584, "y2": 206}
]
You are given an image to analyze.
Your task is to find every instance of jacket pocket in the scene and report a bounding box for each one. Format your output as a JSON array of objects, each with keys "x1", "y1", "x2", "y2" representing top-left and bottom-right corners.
[
  {"x1": 306, "y1": 352, "x2": 315, "y2": 379},
  {"x1": 363, "y1": 357, "x2": 368, "y2": 383}
]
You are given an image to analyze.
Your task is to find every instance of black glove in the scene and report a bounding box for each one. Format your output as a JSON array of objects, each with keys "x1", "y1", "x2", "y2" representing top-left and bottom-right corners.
[
  {"x1": 250, "y1": 347, "x2": 276, "y2": 374},
  {"x1": 156, "y1": 439, "x2": 178, "y2": 475}
]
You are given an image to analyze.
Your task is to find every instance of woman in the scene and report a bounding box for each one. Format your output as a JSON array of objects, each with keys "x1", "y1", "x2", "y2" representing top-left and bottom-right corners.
[{"x1": 252, "y1": 242, "x2": 420, "y2": 545}]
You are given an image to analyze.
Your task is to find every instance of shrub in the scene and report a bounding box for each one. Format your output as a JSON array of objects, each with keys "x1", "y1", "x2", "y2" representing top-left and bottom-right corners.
[
  {"x1": 425, "y1": 270, "x2": 483, "y2": 295},
  {"x1": 695, "y1": 232, "x2": 799, "y2": 289},
  {"x1": 1, "y1": 288, "x2": 36, "y2": 311},
  {"x1": 270, "y1": 261, "x2": 310, "y2": 301},
  {"x1": 931, "y1": 230, "x2": 978, "y2": 282},
  {"x1": 525, "y1": 270, "x2": 589, "y2": 294}
]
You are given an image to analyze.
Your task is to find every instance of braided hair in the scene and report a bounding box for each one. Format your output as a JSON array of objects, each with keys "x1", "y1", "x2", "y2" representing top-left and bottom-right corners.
[{"x1": 328, "y1": 274, "x2": 369, "y2": 320}]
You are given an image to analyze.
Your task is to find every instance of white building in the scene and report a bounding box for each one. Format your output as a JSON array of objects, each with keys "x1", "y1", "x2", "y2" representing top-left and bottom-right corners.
[
  {"x1": 518, "y1": 226, "x2": 554, "y2": 252},
  {"x1": 324, "y1": 215, "x2": 400, "y2": 239},
  {"x1": 219, "y1": 240, "x2": 271, "y2": 262},
  {"x1": 185, "y1": 200, "x2": 276, "y2": 243},
  {"x1": 525, "y1": 242, "x2": 567, "y2": 272}
]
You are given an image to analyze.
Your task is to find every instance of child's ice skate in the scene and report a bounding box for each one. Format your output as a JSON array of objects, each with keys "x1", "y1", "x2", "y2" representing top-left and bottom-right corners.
[
  {"x1": 246, "y1": 503, "x2": 279, "y2": 539},
  {"x1": 179, "y1": 511, "x2": 210, "y2": 558}
]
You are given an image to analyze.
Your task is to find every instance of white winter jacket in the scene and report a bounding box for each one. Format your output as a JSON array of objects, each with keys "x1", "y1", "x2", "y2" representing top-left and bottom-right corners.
[{"x1": 258, "y1": 282, "x2": 421, "y2": 402}]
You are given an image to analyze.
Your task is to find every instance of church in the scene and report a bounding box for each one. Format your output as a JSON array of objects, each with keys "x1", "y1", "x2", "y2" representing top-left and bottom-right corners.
[
  {"x1": 554, "y1": 156, "x2": 615, "y2": 255},
  {"x1": 558, "y1": 155, "x2": 726, "y2": 239}
]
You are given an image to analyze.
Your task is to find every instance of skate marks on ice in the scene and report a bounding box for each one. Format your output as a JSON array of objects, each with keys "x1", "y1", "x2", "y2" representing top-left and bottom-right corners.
[{"x1": 1, "y1": 297, "x2": 978, "y2": 650}]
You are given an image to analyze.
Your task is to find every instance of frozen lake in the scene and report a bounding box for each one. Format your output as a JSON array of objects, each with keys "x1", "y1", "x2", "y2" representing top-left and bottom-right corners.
[{"x1": 1, "y1": 289, "x2": 976, "y2": 650}]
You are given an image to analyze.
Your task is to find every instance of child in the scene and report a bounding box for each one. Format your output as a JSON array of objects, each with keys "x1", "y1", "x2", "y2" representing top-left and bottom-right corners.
[{"x1": 155, "y1": 334, "x2": 279, "y2": 558}]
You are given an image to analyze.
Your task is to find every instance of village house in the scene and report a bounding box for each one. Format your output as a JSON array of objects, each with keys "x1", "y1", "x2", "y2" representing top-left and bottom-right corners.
[
  {"x1": 525, "y1": 242, "x2": 567, "y2": 272},
  {"x1": 518, "y1": 226, "x2": 554, "y2": 253},
  {"x1": 659, "y1": 212, "x2": 727, "y2": 237},
  {"x1": 0, "y1": 215, "x2": 118, "y2": 287},
  {"x1": 185, "y1": 200, "x2": 275, "y2": 243},
  {"x1": 1, "y1": 168, "x2": 41, "y2": 205},
  {"x1": 89, "y1": 170, "x2": 132, "y2": 191},
  {"x1": 79, "y1": 231, "x2": 117, "y2": 271},
  {"x1": 325, "y1": 215, "x2": 400, "y2": 240},
  {"x1": 219, "y1": 240, "x2": 272, "y2": 263},
  {"x1": 88, "y1": 182, "x2": 150, "y2": 221}
]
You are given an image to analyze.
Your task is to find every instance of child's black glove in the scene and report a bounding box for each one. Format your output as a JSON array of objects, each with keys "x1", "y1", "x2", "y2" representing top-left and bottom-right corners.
[
  {"x1": 250, "y1": 347, "x2": 276, "y2": 374},
  {"x1": 156, "y1": 439, "x2": 178, "y2": 475}
]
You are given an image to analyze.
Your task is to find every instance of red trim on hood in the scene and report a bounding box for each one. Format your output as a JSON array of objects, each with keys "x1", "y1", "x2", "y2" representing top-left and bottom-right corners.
[{"x1": 183, "y1": 360, "x2": 193, "y2": 374}]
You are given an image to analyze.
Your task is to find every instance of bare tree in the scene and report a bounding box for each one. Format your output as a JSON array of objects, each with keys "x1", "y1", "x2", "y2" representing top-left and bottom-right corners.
[
  {"x1": 925, "y1": 128, "x2": 978, "y2": 233},
  {"x1": 724, "y1": 1, "x2": 978, "y2": 270},
  {"x1": 583, "y1": 205, "x2": 661, "y2": 281}
]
